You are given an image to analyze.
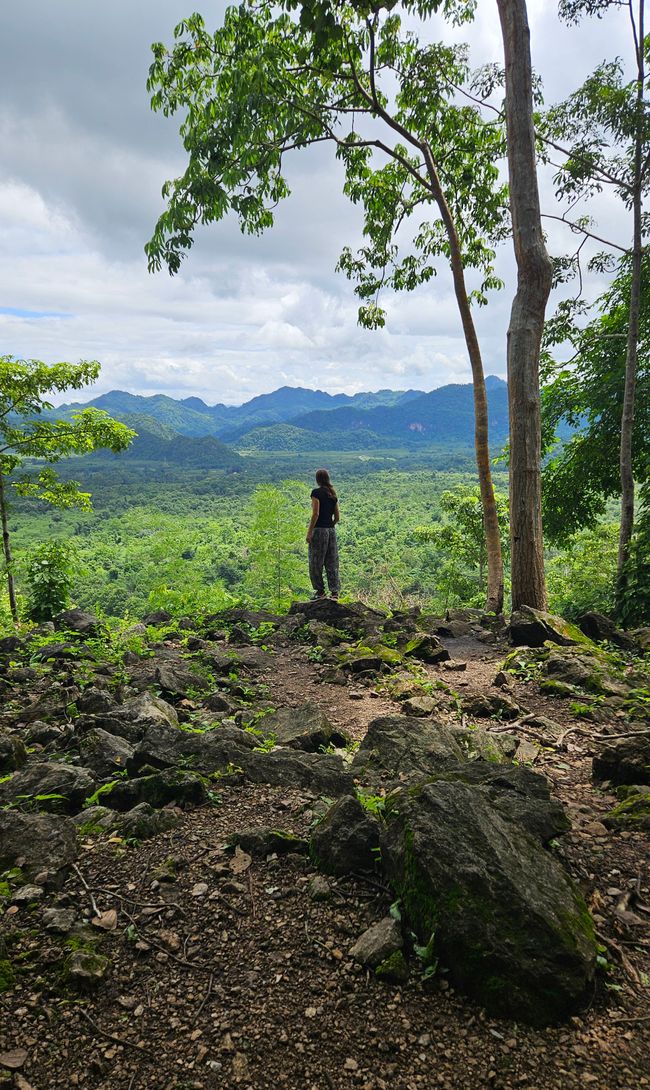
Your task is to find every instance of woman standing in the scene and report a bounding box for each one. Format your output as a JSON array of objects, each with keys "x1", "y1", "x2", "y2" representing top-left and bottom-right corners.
[{"x1": 306, "y1": 469, "x2": 340, "y2": 600}]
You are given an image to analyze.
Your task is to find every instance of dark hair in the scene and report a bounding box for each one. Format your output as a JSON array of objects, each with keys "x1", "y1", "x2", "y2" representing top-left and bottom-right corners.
[{"x1": 315, "y1": 468, "x2": 337, "y2": 501}]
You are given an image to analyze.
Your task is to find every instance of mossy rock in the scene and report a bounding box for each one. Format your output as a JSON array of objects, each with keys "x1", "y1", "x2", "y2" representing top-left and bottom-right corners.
[
  {"x1": 227, "y1": 826, "x2": 308, "y2": 857},
  {"x1": 603, "y1": 789, "x2": 650, "y2": 832},
  {"x1": 375, "y1": 949, "x2": 409, "y2": 984},
  {"x1": 0, "y1": 958, "x2": 15, "y2": 993},
  {"x1": 380, "y1": 780, "x2": 596, "y2": 1025},
  {"x1": 509, "y1": 607, "x2": 594, "y2": 649}
]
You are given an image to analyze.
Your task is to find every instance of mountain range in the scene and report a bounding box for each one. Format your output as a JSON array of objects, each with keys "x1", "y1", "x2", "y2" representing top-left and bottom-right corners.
[{"x1": 53, "y1": 378, "x2": 510, "y2": 461}]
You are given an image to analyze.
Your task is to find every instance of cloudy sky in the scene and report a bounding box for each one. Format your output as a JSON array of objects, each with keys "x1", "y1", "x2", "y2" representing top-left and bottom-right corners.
[{"x1": 0, "y1": 1, "x2": 633, "y2": 405}]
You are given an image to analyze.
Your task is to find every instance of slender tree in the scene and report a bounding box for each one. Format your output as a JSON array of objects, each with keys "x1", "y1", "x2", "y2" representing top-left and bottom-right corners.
[
  {"x1": 0, "y1": 357, "x2": 135, "y2": 623},
  {"x1": 542, "y1": 0, "x2": 649, "y2": 610},
  {"x1": 146, "y1": 2, "x2": 508, "y2": 611},
  {"x1": 495, "y1": 0, "x2": 554, "y2": 610}
]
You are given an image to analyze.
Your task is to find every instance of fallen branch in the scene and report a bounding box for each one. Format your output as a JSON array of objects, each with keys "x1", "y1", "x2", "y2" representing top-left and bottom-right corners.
[
  {"x1": 193, "y1": 972, "x2": 214, "y2": 1025},
  {"x1": 72, "y1": 863, "x2": 100, "y2": 918},
  {"x1": 78, "y1": 1007, "x2": 153, "y2": 1059}
]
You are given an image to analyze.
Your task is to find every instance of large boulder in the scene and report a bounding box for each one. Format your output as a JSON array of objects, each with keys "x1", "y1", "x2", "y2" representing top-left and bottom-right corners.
[
  {"x1": 78, "y1": 729, "x2": 134, "y2": 780},
  {"x1": 154, "y1": 662, "x2": 210, "y2": 699},
  {"x1": 310, "y1": 795, "x2": 380, "y2": 875},
  {"x1": 592, "y1": 733, "x2": 650, "y2": 787},
  {"x1": 260, "y1": 702, "x2": 349, "y2": 752},
  {"x1": 108, "y1": 768, "x2": 209, "y2": 811},
  {"x1": 603, "y1": 787, "x2": 650, "y2": 832},
  {"x1": 351, "y1": 716, "x2": 517, "y2": 782},
  {"x1": 0, "y1": 762, "x2": 95, "y2": 814},
  {"x1": 380, "y1": 781, "x2": 596, "y2": 1024},
  {"x1": 126, "y1": 721, "x2": 255, "y2": 774},
  {"x1": 0, "y1": 729, "x2": 27, "y2": 772},
  {"x1": 244, "y1": 748, "x2": 354, "y2": 796},
  {"x1": 0, "y1": 812, "x2": 78, "y2": 886},
  {"x1": 75, "y1": 692, "x2": 179, "y2": 744},
  {"x1": 508, "y1": 607, "x2": 590, "y2": 649},
  {"x1": 577, "y1": 611, "x2": 637, "y2": 651},
  {"x1": 289, "y1": 599, "x2": 385, "y2": 640},
  {"x1": 403, "y1": 634, "x2": 450, "y2": 665},
  {"x1": 54, "y1": 609, "x2": 101, "y2": 637}
]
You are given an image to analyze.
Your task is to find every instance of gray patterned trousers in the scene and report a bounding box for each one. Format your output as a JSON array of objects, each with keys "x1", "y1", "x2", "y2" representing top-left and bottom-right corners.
[{"x1": 308, "y1": 527, "x2": 340, "y2": 596}]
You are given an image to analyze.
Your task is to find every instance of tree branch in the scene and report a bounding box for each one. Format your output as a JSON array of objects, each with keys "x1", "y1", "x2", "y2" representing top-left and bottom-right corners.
[{"x1": 541, "y1": 213, "x2": 629, "y2": 253}]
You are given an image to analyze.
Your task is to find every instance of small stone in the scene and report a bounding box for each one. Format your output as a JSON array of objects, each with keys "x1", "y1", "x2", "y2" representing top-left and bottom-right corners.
[
  {"x1": 67, "y1": 950, "x2": 110, "y2": 989},
  {"x1": 304, "y1": 1006, "x2": 317, "y2": 1018},
  {"x1": 11, "y1": 885, "x2": 44, "y2": 905},
  {"x1": 192, "y1": 883, "x2": 209, "y2": 897},
  {"x1": 344, "y1": 1058, "x2": 359, "y2": 1072},
  {"x1": 583, "y1": 821, "x2": 608, "y2": 837},
  {"x1": 308, "y1": 875, "x2": 332, "y2": 902},
  {"x1": 42, "y1": 907, "x2": 77, "y2": 933},
  {"x1": 0, "y1": 1048, "x2": 28, "y2": 1069},
  {"x1": 349, "y1": 917, "x2": 403, "y2": 969}
]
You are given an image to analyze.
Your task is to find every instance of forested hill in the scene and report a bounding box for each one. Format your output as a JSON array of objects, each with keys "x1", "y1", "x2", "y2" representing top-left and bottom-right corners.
[
  {"x1": 54, "y1": 384, "x2": 424, "y2": 439},
  {"x1": 52, "y1": 377, "x2": 509, "y2": 451}
]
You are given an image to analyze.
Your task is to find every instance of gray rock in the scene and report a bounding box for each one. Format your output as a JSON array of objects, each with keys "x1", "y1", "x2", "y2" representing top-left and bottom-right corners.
[
  {"x1": 349, "y1": 917, "x2": 403, "y2": 969},
  {"x1": 203, "y1": 692, "x2": 235, "y2": 714},
  {"x1": 310, "y1": 795, "x2": 380, "y2": 875},
  {"x1": 71, "y1": 805, "x2": 117, "y2": 832},
  {"x1": 578, "y1": 611, "x2": 636, "y2": 650},
  {"x1": 0, "y1": 812, "x2": 78, "y2": 886},
  {"x1": 127, "y1": 720, "x2": 255, "y2": 774},
  {"x1": 76, "y1": 687, "x2": 116, "y2": 714},
  {"x1": 235, "y1": 647, "x2": 275, "y2": 673},
  {"x1": 22, "y1": 721, "x2": 70, "y2": 749},
  {"x1": 227, "y1": 826, "x2": 308, "y2": 857},
  {"x1": 43, "y1": 907, "x2": 77, "y2": 933},
  {"x1": 75, "y1": 692, "x2": 179, "y2": 744},
  {"x1": 461, "y1": 692, "x2": 520, "y2": 720},
  {"x1": 351, "y1": 716, "x2": 513, "y2": 782},
  {"x1": 288, "y1": 598, "x2": 386, "y2": 639},
  {"x1": 67, "y1": 949, "x2": 110, "y2": 989},
  {"x1": 244, "y1": 748, "x2": 354, "y2": 796},
  {"x1": 0, "y1": 762, "x2": 95, "y2": 814},
  {"x1": 54, "y1": 609, "x2": 101, "y2": 637},
  {"x1": 78, "y1": 729, "x2": 134, "y2": 779},
  {"x1": 106, "y1": 768, "x2": 209, "y2": 811},
  {"x1": 31, "y1": 641, "x2": 93, "y2": 663},
  {"x1": 11, "y1": 884, "x2": 44, "y2": 904},
  {"x1": 380, "y1": 780, "x2": 596, "y2": 1024},
  {"x1": 0, "y1": 729, "x2": 27, "y2": 772},
  {"x1": 115, "y1": 802, "x2": 180, "y2": 840},
  {"x1": 142, "y1": 610, "x2": 172, "y2": 625},
  {"x1": 203, "y1": 648, "x2": 240, "y2": 676},
  {"x1": 308, "y1": 875, "x2": 332, "y2": 902},
  {"x1": 403, "y1": 634, "x2": 451, "y2": 665},
  {"x1": 155, "y1": 662, "x2": 209, "y2": 698},
  {"x1": 593, "y1": 733, "x2": 650, "y2": 787},
  {"x1": 260, "y1": 702, "x2": 349, "y2": 752},
  {"x1": 401, "y1": 696, "x2": 438, "y2": 717},
  {"x1": 509, "y1": 607, "x2": 587, "y2": 649}
]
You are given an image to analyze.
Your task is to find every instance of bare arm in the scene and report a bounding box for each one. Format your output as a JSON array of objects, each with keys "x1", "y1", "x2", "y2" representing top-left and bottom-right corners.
[
  {"x1": 334, "y1": 502, "x2": 340, "y2": 525},
  {"x1": 306, "y1": 496, "x2": 319, "y2": 543}
]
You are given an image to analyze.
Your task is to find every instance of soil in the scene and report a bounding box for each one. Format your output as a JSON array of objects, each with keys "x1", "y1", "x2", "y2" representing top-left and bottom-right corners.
[{"x1": 1, "y1": 626, "x2": 649, "y2": 1090}]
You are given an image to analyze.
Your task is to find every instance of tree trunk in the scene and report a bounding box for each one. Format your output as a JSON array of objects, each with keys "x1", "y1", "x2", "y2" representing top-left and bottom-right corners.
[
  {"x1": 496, "y1": 0, "x2": 553, "y2": 611},
  {"x1": 616, "y1": 0, "x2": 645, "y2": 612},
  {"x1": 422, "y1": 143, "x2": 504, "y2": 614},
  {"x1": 0, "y1": 471, "x2": 18, "y2": 624}
]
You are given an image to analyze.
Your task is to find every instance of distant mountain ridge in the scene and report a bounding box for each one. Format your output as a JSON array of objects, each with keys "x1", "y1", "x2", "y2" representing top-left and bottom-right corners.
[{"x1": 55, "y1": 385, "x2": 424, "y2": 439}]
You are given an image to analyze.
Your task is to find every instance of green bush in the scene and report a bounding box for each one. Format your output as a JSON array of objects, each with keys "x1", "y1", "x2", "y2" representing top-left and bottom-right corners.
[{"x1": 24, "y1": 541, "x2": 77, "y2": 621}]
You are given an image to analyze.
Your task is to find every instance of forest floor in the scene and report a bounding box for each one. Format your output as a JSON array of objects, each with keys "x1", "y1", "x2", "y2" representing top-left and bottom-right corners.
[{"x1": 1, "y1": 619, "x2": 649, "y2": 1090}]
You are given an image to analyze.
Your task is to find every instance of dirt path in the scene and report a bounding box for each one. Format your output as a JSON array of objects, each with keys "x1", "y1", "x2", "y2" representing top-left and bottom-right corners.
[{"x1": 1, "y1": 627, "x2": 649, "y2": 1090}]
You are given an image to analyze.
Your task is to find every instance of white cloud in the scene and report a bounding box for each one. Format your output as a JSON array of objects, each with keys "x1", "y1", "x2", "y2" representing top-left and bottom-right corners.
[{"x1": 0, "y1": 0, "x2": 635, "y2": 404}]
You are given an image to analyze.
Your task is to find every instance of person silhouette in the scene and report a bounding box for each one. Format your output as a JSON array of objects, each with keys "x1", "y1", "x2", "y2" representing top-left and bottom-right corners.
[{"x1": 306, "y1": 468, "x2": 340, "y2": 600}]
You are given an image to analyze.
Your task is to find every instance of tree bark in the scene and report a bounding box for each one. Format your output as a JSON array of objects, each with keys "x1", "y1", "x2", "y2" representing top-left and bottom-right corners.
[
  {"x1": 422, "y1": 143, "x2": 504, "y2": 613},
  {"x1": 0, "y1": 471, "x2": 18, "y2": 624},
  {"x1": 616, "y1": 0, "x2": 645, "y2": 612},
  {"x1": 496, "y1": 0, "x2": 553, "y2": 611}
]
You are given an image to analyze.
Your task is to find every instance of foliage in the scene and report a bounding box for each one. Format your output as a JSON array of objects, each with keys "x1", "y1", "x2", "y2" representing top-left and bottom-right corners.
[
  {"x1": 243, "y1": 481, "x2": 311, "y2": 611},
  {"x1": 0, "y1": 356, "x2": 135, "y2": 621},
  {"x1": 413, "y1": 484, "x2": 509, "y2": 606},
  {"x1": 24, "y1": 541, "x2": 78, "y2": 622},
  {"x1": 146, "y1": 3, "x2": 507, "y2": 321},
  {"x1": 618, "y1": 480, "x2": 650, "y2": 627},
  {"x1": 541, "y1": 258, "x2": 650, "y2": 541},
  {"x1": 545, "y1": 523, "x2": 618, "y2": 620}
]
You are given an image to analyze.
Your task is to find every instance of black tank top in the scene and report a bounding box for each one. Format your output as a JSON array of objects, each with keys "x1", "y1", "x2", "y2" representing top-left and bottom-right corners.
[{"x1": 311, "y1": 486, "x2": 337, "y2": 527}]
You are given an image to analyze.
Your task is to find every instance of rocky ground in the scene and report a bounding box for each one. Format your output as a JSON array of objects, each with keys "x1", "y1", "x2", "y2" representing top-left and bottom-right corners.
[{"x1": 0, "y1": 602, "x2": 649, "y2": 1090}]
